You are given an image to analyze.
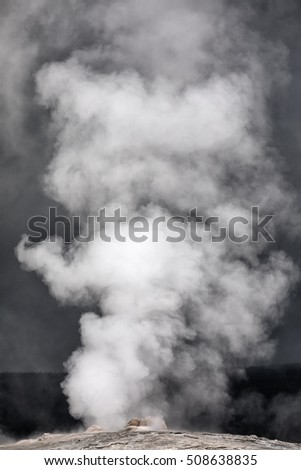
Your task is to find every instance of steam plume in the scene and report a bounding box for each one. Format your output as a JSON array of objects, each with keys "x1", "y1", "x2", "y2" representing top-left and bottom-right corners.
[{"x1": 17, "y1": 0, "x2": 298, "y2": 429}]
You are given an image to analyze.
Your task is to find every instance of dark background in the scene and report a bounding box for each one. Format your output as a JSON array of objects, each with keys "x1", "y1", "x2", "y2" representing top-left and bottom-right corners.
[
  {"x1": 1, "y1": 366, "x2": 301, "y2": 442},
  {"x1": 1, "y1": 0, "x2": 301, "y2": 442},
  {"x1": 2, "y1": 0, "x2": 301, "y2": 373}
]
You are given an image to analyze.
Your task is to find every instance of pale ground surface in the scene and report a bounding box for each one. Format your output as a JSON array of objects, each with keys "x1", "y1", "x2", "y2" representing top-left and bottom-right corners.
[{"x1": 1, "y1": 428, "x2": 300, "y2": 450}]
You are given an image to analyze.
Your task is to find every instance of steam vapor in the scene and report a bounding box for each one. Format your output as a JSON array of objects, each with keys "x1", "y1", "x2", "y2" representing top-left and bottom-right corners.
[{"x1": 17, "y1": 0, "x2": 298, "y2": 430}]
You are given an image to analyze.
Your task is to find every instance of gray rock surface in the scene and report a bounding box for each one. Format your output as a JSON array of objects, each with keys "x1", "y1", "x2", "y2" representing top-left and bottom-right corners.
[{"x1": 1, "y1": 429, "x2": 300, "y2": 450}]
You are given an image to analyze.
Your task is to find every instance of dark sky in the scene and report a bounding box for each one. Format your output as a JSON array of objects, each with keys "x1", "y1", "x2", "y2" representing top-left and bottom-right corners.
[{"x1": 1, "y1": 0, "x2": 301, "y2": 372}]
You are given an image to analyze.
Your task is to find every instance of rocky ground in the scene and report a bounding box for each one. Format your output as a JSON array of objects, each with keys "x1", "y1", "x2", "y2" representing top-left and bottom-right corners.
[{"x1": 1, "y1": 428, "x2": 300, "y2": 450}]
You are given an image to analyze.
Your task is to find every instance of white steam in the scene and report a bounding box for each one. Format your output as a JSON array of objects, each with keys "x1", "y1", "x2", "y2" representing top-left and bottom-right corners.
[{"x1": 17, "y1": 0, "x2": 298, "y2": 429}]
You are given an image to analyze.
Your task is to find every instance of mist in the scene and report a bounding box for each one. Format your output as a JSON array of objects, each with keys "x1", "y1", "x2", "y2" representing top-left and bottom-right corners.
[{"x1": 12, "y1": 0, "x2": 301, "y2": 431}]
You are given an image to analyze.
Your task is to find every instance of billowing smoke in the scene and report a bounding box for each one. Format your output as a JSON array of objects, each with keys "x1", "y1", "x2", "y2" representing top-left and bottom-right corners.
[{"x1": 17, "y1": 0, "x2": 298, "y2": 430}]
